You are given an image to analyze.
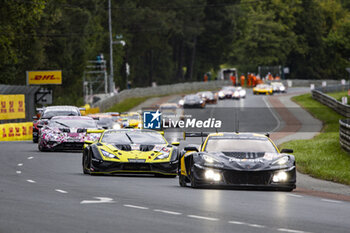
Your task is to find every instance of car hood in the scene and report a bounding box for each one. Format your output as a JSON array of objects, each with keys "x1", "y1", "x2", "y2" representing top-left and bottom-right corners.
[{"x1": 198, "y1": 151, "x2": 294, "y2": 171}]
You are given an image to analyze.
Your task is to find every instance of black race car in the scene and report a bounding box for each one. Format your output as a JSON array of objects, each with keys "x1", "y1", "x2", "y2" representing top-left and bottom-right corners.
[
  {"x1": 179, "y1": 94, "x2": 205, "y2": 108},
  {"x1": 179, "y1": 132, "x2": 296, "y2": 191}
]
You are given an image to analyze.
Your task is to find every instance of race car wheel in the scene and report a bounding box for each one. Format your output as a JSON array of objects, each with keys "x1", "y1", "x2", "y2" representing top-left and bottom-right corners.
[
  {"x1": 179, "y1": 174, "x2": 186, "y2": 187},
  {"x1": 82, "y1": 154, "x2": 89, "y2": 174},
  {"x1": 190, "y1": 169, "x2": 199, "y2": 188}
]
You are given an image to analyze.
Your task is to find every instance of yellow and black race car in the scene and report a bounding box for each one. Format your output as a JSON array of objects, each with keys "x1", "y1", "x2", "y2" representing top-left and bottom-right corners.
[
  {"x1": 118, "y1": 112, "x2": 142, "y2": 128},
  {"x1": 253, "y1": 84, "x2": 273, "y2": 95},
  {"x1": 82, "y1": 129, "x2": 180, "y2": 177},
  {"x1": 179, "y1": 132, "x2": 296, "y2": 191}
]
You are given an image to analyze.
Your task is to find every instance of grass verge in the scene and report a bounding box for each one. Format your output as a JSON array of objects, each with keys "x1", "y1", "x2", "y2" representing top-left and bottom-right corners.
[
  {"x1": 105, "y1": 97, "x2": 153, "y2": 113},
  {"x1": 281, "y1": 93, "x2": 350, "y2": 185},
  {"x1": 327, "y1": 90, "x2": 349, "y2": 103}
]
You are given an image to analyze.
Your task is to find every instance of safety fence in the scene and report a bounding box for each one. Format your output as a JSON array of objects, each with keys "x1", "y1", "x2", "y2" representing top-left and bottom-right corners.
[
  {"x1": 339, "y1": 119, "x2": 350, "y2": 153},
  {"x1": 0, "y1": 122, "x2": 33, "y2": 141},
  {"x1": 312, "y1": 84, "x2": 350, "y2": 118}
]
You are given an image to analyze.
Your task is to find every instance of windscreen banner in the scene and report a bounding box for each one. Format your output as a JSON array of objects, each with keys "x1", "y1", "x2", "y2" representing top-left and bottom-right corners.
[
  {"x1": 0, "y1": 122, "x2": 33, "y2": 141},
  {"x1": 0, "y1": 95, "x2": 25, "y2": 120}
]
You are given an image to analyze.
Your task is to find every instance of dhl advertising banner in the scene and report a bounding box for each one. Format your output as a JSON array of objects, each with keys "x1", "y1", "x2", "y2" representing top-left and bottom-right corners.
[
  {"x1": 0, "y1": 122, "x2": 33, "y2": 141},
  {"x1": 0, "y1": 95, "x2": 25, "y2": 120},
  {"x1": 27, "y1": 70, "x2": 62, "y2": 85}
]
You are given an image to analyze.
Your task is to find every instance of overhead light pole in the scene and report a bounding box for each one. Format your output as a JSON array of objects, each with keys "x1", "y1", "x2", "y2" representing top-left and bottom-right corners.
[{"x1": 108, "y1": 0, "x2": 114, "y2": 93}]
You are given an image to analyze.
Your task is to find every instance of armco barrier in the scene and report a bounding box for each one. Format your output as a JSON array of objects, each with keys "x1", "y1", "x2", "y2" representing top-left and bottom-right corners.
[
  {"x1": 311, "y1": 85, "x2": 350, "y2": 118},
  {"x1": 339, "y1": 119, "x2": 350, "y2": 153},
  {"x1": 0, "y1": 122, "x2": 33, "y2": 141}
]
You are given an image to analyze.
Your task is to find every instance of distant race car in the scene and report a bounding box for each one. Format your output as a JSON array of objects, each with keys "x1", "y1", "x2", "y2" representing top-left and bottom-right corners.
[
  {"x1": 82, "y1": 129, "x2": 180, "y2": 176},
  {"x1": 179, "y1": 132, "x2": 296, "y2": 191},
  {"x1": 38, "y1": 116, "x2": 100, "y2": 151},
  {"x1": 159, "y1": 103, "x2": 184, "y2": 127},
  {"x1": 271, "y1": 82, "x2": 286, "y2": 93},
  {"x1": 236, "y1": 87, "x2": 246, "y2": 98},
  {"x1": 179, "y1": 94, "x2": 205, "y2": 108},
  {"x1": 88, "y1": 113, "x2": 121, "y2": 129},
  {"x1": 118, "y1": 112, "x2": 142, "y2": 129},
  {"x1": 253, "y1": 84, "x2": 273, "y2": 95},
  {"x1": 217, "y1": 86, "x2": 241, "y2": 99},
  {"x1": 32, "y1": 105, "x2": 83, "y2": 143},
  {"x1": 197, "y1": 91, "x2": 218, "y2": 104}
]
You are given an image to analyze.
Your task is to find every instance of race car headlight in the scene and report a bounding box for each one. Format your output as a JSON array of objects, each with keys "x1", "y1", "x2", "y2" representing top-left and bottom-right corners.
[
  {"x1": 155, "y1": 152, "x2": 170, "y2": 160},
  {"x1": 179, "y1": 100, "x2": 184, "y2": 106},
  {"x1": 138, "y1": 123, "x2": 142, "y2": 128},
  {"x1": 240, "y1": 90, "x2": 246, "y2": 96},
  {"x1": 273, "y1": 171, "x2": 288, "y2": 182},
  {"x1": 218, "y1": 91, "x2": 225, "y2": 97},
  {"x1": 271, "y1": 156, "x2": 289, "y2": 166},
  {"x1": 280, "y1": 86, "x2": 285, "y2": 91},
  {"x1": 205, "y1": 170, "x2": 221, "y2": 181},
  {"x1": 202, "y1": 154, "x2": 219, "y2": 163},
  {"x1": 100, "y1": 149, "x2": 117, "y2": 159}
]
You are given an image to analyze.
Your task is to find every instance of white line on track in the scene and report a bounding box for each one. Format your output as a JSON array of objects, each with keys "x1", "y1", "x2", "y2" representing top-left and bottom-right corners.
[
  {"x1": 16, "y1": 171, "x2": 21, "y2": 174},
  {"x1": 263, "y1": 96, "x2": 281, "y2": 132},
  {"x1": 55, "y1": 189, "x2": 68, "y2": 194},
  {"x1": 26, "y1": 179, "x2": 36, "y2": 183},
  {"x1": 187, "y1": 215, "x2": 219, "y2": 221},
  {"x1": 27, "y1": 156, "x2": 34, "y2": 160},
  {"x1": 17, "y1": 163, "x2": 23, "y2": 166},
  {"x1": 228, "y1": 220, "x2": 246, "y2": 225},
  {"x1": 321, "y1": 199, "x2": 342, "y2": 204},
  {"x1": 153, "y1": 209, "x2": 182, "y2": 215},
  {"x1": 287, "y1": 194, "x2": 303, "y2": 198},
  {"x1": 228, "y1": 221, "x2": 265, "y2": 228},
  {"x1": 278, "y1": 228, "x2": 310, "y2": 233},
  {"x1": 248, "y1": 223, "x2": 265, "y2": 228},
  {"x1": 123, "y1": 204, "x2": 149, "y2": 210}
]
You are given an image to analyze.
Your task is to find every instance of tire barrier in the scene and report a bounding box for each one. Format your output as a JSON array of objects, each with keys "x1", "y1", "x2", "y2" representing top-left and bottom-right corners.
[{"x1": 339, "y1": 119, "x2": 350, "y2": 153}]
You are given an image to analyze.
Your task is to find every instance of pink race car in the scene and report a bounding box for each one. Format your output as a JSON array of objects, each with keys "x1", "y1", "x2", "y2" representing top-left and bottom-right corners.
[{"x1": 38, "y1": 116, "x2": 101, "y2": 152}]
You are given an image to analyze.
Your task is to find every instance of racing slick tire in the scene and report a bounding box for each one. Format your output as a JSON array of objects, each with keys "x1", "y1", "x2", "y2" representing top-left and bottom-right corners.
[
  {"x1": 190, "y1": 169, "x2": 199, "y2": 188},
  {"x1": 179, "y1": 173, "x2": 187, "y2": 187}
]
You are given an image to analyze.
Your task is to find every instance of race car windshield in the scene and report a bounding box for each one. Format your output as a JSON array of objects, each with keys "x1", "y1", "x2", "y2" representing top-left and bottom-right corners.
[
  {"x1": 123, "y1": 115, "x2": 140, "y2": 120},
  {"x1": 184, "y1": 95, "x2": 201, "y2": 101},
  {"x1": 50, "y1": 119, "x2": 97, "y2": 128},
  {"x1": 204, "y1": 138, "x2": 277, "y2": 153},
  {"x1": 42, "y1": 110, "x2": 79, "y2": 119},
  {"x1": 101, "y1": 132, "x2": 166, "y2": 144}
]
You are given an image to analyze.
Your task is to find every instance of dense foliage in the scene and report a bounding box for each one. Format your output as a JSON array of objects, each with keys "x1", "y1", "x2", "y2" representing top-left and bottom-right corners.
[{"x1": 0, "y1": 0, "x2": 349, "y2": 104}]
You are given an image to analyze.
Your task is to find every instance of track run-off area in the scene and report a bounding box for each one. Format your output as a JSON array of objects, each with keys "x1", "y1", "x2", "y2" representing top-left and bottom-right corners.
[{"x1": 1, "y1": 88, "x2": 350, "y2": 233}]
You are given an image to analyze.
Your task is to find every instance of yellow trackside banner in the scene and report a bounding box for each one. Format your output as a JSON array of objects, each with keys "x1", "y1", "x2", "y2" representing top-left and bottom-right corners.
[
  {"x1": 0, "y1": 122, "x2": 33, "y2": 141},
  {"x1": 0, "y1": 95, "x2": 25, "y2": 120},
  {"x1": 27, "y1": 70, "x2": 62, "y2": 85}
]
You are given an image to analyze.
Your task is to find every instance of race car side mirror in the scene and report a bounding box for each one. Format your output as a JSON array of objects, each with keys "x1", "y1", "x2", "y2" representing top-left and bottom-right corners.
[
  {"x1": 184, "y1": 145, "x2": 199, "y2": 152},
  {"x1": 171, "y1": 142, "x2": 180, "y2": 146},
  {"x1": 281, "y1": 149, "x2": 293, "y2": 153},
  {"x1": 33, "y1": 116, "x2": 38, "y2": 120}
]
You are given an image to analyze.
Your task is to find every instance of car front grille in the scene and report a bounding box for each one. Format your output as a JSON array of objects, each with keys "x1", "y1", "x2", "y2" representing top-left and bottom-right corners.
[{"x1": 224, "y1": 170, "x2": 272, "y2": 185}]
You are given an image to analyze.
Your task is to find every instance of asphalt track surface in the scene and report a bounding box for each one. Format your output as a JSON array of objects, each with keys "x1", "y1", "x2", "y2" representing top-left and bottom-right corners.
[{"x1": 1, "y1": 89, "x2": 350, "y2": 233}]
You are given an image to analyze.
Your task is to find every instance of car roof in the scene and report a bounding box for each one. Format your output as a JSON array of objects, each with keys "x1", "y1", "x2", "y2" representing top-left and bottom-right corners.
[
  {"x1": 50, "y1": 116, "x2": 94, "y2": 120},
  {"x1": 44, "y1": 105, "x2": 79, "y2": 110},
  {"x1": 207, "y1": 132, "x2": 269, "y2": 140}
]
